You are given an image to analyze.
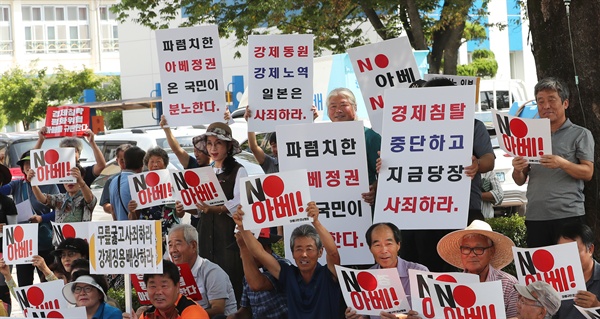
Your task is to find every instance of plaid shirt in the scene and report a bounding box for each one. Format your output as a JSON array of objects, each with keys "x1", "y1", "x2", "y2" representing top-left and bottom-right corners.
[
  {"x1": 240, "y1": 253, "x2": 289, "y2": 318},
  {"x1": 487, "y1": 265, "x2": 518, "y2": 318}
]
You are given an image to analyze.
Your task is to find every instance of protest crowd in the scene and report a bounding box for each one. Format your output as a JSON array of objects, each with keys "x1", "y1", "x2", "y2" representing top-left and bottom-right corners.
[{"x1": 0, "y1": 29, "x2": 597, "y2": 319}]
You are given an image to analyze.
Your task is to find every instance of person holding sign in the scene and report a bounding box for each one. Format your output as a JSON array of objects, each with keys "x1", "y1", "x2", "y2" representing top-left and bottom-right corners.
[
  {"x1": 62, "y1": 272, "x2": 122, "y2": 319},
  {"x1": 124, "y1": 260, "x2": 209, "y2": 319},
  {"x1": 345, "y1": 223, "x2": 427, "y2": 319},
  {"x1": 555, "y1": 222, "x2": 600, "y2": 318},
  {"x1": 233, "y1": 202, "x2": 342, "y2": 318},
  {"x1": 513, "y1": 281, "x2": 561, "y2": 319},
  {"x1": 109, "y1": 146, "x2": 146, "y2": 221},
  {"x1": 437, "y1": 220, "x2": 518, "y2": 318},
  {"x1": 99, "y1": 143, "x2": 132, "y2": 220},
  {"x1": 511, "y1": 77, "x2": 594, "y2": 248},
  {"x1": 0, "y1": 150, "x2": 59, "y2": 287},
  {"x1": 27, "y1": 166, "x2": 97, "y2": 223}
]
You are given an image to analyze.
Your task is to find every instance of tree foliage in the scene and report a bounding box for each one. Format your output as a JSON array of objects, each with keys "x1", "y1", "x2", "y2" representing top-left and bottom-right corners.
[
  {"x1": 0, "y1": 67, "x2": 47, "y2": 130},
  {"x1": 457, "y1": 49, "x2": 498, "y2": 78},
  {"x1": 96, "y1": 76, "x2": 124, "y2": 130},
  {"x1": 112, "y1": 0, "x2": 490, "y2": 74}
]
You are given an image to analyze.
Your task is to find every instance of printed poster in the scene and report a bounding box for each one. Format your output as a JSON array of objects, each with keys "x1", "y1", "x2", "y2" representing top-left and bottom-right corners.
[
  {"x1": 128, "y1": 169, "x2": 175, "y2": 210},
  {"x1": 30, "y1": 148, "x2": 77, "y2": 186},
  {"x1": 171, "y1": 167, "x2": 227, "y2": 210},
  {"x1": 44, "y1": 106, "x2": 90, "y2": 138},
  {"x1": 2, "y1": 224, "x2": 38, "y2": 265},
  {"x1": 492, "y1": 109, "x2": 552, "y2": 163},
  {"x1": 426, "y1": 278, "x2": 506, "y2": 319}
]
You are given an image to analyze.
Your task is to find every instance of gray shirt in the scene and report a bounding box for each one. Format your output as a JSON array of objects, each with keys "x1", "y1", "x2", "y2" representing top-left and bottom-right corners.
[
  {"x1": 191, "y1": 256, "x2": 238, "y2": 315},
  {"x1": 526, "y1": 119, "x2": 594, "y2": 221},
  {"x1": 260, "y1": 154, "x2": 278, "y2": 174}
]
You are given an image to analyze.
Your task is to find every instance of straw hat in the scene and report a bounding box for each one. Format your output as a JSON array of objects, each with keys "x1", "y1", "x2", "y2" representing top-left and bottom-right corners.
[
  {"x1": 437, "y1": 220, "x2": 515, "y2": 269},
  {"x1": 195, "y1": 122, "x2": 241, "y2": 155}
]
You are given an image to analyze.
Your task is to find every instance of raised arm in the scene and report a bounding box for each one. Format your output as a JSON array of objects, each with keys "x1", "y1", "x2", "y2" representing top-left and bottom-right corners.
[
  {"x1": 73, "y1": 167, "x2": 94, "y2": 204},
  {"x1": 27, "y1": 170, "x2": 47, "y2": 204},
  {"x1": 34, "y1": 127, "x2": 47, "y2": 149},
  {"x1": 85, "y1": 130, "x2": 106, "y2": 176},
  {"x1": 160, "y1": 115, "x2": 191, "y2": 168},
  {"x1": 236, "y1": 232, "x2": 275, "y2": 291},
  {"x1": 244, "y1": 107, "x2": 267, "y2": 164},
  {"x1": 308, "y1": 201, "x2": 340, "y2": 278}
]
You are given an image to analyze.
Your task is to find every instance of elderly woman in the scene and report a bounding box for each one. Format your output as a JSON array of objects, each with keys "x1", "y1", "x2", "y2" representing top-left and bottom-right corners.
[
  {"x1": 513, "y1": 281, "x2": 560, "y2": 319},
  {"x1": 178, "y1": 122, "x2": 247, "y2": 303},
  {"x1": 63, "y1": 271, "x2": 121, "y2": 319}
]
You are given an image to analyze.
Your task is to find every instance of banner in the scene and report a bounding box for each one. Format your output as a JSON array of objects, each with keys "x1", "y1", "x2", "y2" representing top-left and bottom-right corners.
[
  {"x1": 492, "y1": 109, "x2": 552, "y2": 163},
  {"x1": 335, "y1": 265, "x2": 410, "y2": 316},
  {"x1": 512, "y1": 242, "x2": 585, "y2": 300},
  {"x1": 88, "y1": 221, "x2": 163, "y2": 274},
  {"x1": 30, "y1": 148, "x2": 76, "y2": 186},
  {"x1": 171, "y1": 167, "x2": 227, "y2": 209},
  {"x1": 14, "y1": 280, "x2": 68, "y2": 316},
  {"x1": 51, "y1": 222, "x2": 89, "y2": 246},
  {"x1": 248, "y1": 34, "x2": 314, "y2": 132},
  {"x1": 131, "y1": 263, "x2": 201, "y2": 305},
  {"x1": 155, "y1": 25, "x2": 227, "y2": 126},
  {"x1": 408, "y1": 269, "x2": 479, "y2": 319},
  {"x1": 374, "y1": 86, "x2": 475, "y2": 229},
  {"x1": 278, "y1": 121, "x2": 372, "y2": 265},
  {"x1": 240, "y1": 169, "x2": 312, "y2": 230},
  {"x1": 44, "y1": 106, "x2": 90, "y2": 138},
  {"x1": 347, "y1": 37, "x2": 421, "y2": 134},
  {"x1": 2, "y1": 224, "x2": 38, "y2": 265},
  {"x1": 426, "y1": 278, "x2": 506, "y2": 319},
  {"x1": 128, "y1": 169, "x2": 175, "y2": 210}
]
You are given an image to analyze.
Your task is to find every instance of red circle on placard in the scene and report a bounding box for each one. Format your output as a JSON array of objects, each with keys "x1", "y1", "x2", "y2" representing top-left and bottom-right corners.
[
  {"x1": 27, "y1": 286, "x2": 45, "y2": 306},
  {"x1": 47, "y1": 311, "x2": 64, "y2": 318},
  {"x1": 146, "y1": 172, "x2": 160, "y2": 187},
  {"x1": 62, "y1": 224, "x2": 76, "y2": 238},
  {"x1": 532, "y1": 249, "x2": 554, "y2": 272},
  {"x1": 262, "y1": 175, "x2": 284, "y2": 198},
  {"x1": 374, "y1": 54, "x2": 389, "y2": 69},
  {"x1": 184, "y1": 171, "x2": 200, "y2": 187},
  {"x1": 357, "y1": 271, "x2": 378, "y2": 291},
  {"x1": 453, "y1": 285, "x2": 476, "y2": 308},
  {"x1": 436, "y1": 274, "x2": 457, "y2": 283},
  {"x1": 44, "y1": 149, "x2": 60, "y2": 165},
  {"x1": 509, "y1": 118, "x2": 528, "y2": 138},
  {"x1": 13, "y1": 226, "x2": 24, "y2": 242}
]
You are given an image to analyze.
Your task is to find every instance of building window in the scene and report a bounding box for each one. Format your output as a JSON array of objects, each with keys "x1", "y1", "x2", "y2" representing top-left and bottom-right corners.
[
  {"x1": 22, "y1": 5, "x2": 90, "y2": 54},
  {"x1": 99, "y1": 5, "x2": 118, "y2": 52},
  {"x1": 0, "y1": 5, "x2": 12, "y2": 55}
]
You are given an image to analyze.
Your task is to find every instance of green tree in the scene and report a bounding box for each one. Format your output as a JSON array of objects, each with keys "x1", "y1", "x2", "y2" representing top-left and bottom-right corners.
[
  {"x1": 45, "y1": 66, "x2": 103, "y2": 105},
  {"x1": 112, "y1": 0, "x2": 491, "y2": 74},
  {"x1": 0, "y1": 67, "x2": 48, "y2": 130},
  {"x1": 457, "y1": 49, "x2": 498, "y2": 78},
  {"x1": 96, "y1": 76, "x2": 124, "y2": 129}
]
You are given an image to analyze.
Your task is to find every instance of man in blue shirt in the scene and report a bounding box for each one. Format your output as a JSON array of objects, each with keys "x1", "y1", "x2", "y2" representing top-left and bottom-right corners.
[{"x1": 109, "y1": 146, "x2": 145, "y2": 221}]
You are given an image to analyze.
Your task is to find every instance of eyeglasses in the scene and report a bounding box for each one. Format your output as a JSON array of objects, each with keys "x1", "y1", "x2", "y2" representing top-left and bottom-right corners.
[
  {"x1": 72, "y1": 285, "x2": 94, "y2": 294},
  {"x1": 460, "y1": 245, "x2": 494, "y2": 256},
  {"x1": 517, "y1": 297, "x2": 543, "y2": 308}
]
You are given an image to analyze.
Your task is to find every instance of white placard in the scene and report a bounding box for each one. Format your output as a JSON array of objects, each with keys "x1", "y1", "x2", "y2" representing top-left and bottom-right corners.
[
  {"x1": 347, "y1": 37, "x2": 421, "y2": 134},
  {"x1": 51, "y1": 221, "x2": 90, "y2": 245},
  {"x1": 426, "y1": 278, "x2": 506, "y2": 319},
  {"x1": 512, "y1": 242, "x2": 586, "y2": 300},
  {"x1": 373, "y1": 86, "x2": 475, "y2": 229},
  {"x1": 278, "y1": 121, "x2": 373, "y2": 265},
  {"x1": 128, "y1": 169, "x2": 175, "y2": 210},
  {"x1": 492, "y1": 109, "x2": 552, "y2": 163},
  {"x1": 171, "y1": 167, "x2": 227, "y2": 209},
  {"x1": 30, "y1": 148, "x2": 76, "y2": 186},
  {"x1": 88, "y1": 220, "x2": 162, "y2": 274},
  {"x1": 575, "y1": 305, "x2": 600, "y2": 319},
  {"x1": 155, "y1": 25, "x2": 227, "y2": 126},
  {"x1": 16, "y1": 199, "x2": 33, "y2": 223},
  {"x1": 2, "y1": 224, "x2": 38, "y2": 265},
  {"x1": 14, "y1": 280, "x2": 68, "y2": 315},
  {"x1": 240, "y1": 169, "x2": 312, "y2": 229},
  {"x1": 248, "y1": 34, "x2": 314, "y2": 132}
]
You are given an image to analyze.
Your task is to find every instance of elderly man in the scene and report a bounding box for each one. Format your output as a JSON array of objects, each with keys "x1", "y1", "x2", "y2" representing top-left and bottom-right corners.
[
  {"x1": 437, "y1": 220, "x2": 518, "y2": 318},
  {"x1": 513, "y1": 281, "x2": 560, "y2": 319},
  {"x1": 345, "y1": 222, "x2": 427, "y2": 319},
  {"x1": 233, "y1": 202, "x2": 341, "y2": 318},
  {"x1": 555, "y1": 222, "x2": 600, "y2": 318},
  {"x1": 168, "y1": 224, "x2": 237, "y2": 318},
  {"x1": 512, "y1": 77, "x2": 594, "y2": 248}
]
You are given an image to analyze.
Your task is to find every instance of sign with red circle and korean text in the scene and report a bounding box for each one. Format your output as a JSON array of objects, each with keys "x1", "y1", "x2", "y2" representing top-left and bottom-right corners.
[
  {"x1": 128, "y1": 169, "x2": 175, "y2": 210},
  {"x1": 14, "y1": 280, "x2": 69, "y2": 316},
  {"x1": 171, "y1": 167, "x2": 226, "y2": 210},
  {"x1": 24, "y1": 306, "x2": 86, "y2": 319},
  {"x1": 2, "y1": 224, "x2": 38, "y2": 265},
  {"x1": 30, "y1": 148, "x2": 77, "y2": 186},
  {"x1": 492, "y1": 109, "x2": 552, "y2": 163},
  {"x1": 51, "y1": 222, "x2": 89, "y2": 246}
]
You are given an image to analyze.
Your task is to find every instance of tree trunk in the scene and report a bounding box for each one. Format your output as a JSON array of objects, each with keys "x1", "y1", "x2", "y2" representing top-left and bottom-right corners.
[{"x1": 527, "y1": 0, "x2": 600, "y2": 245}]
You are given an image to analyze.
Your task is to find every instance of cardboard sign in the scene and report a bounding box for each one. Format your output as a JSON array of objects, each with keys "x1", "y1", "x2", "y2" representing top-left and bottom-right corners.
[
  {"x1": 2, "y1": 224, "x2": 38, "y2": 265},
  {"x1": 248, "y1": 34, "x2": 314, "y2": 132},
  {"x1": 426, "y1": 278, "x2": 506, "y2": 319},
  {"x1": 88, "y1": 220, "x2": 163, "y2": 274},
  {"x1": 374, "y1": 86, "x2": 475, "y2": 229},
  {"x1": 30, "y1": 148, "x2": 77, "y2": 186},
  {"x1": 155, "y1": 25, "x2": 227, "y2": 126},
  {"x1": 44, "y1": 106, "x2": 90, "y2": 138},
  {"x1": 347, "y1": 37, "x2": 421, "y2": 134},
  {"x1": 512, "y1": 242, "x2": 586, "y2": 300},
  {"x1": 16, "y1": 199, "x2": 33, "y2": 223},
  {"x1": 14, "y1": 280, "x2": 69, "y2": 315},
  {"x1": 492, "y1": 109, "x2": 552, "y2": 163},
  {"x1": 171, "y1": 167, "x2": 227, "y2": 209},
  {"x1": 51, "y1": 222, "x2": 89, "y2": 246},
  {"x1": 240, "y1": 169, "x2": 312, "y2": 229},
  {"x1": 278, "y1": 121, "x2": 373, "y2": 265},
  {"x1": 335, "y1": 265, "x2": 410, "y2": 316},
  {"x1": 408, "y1": 269, "x2": 479, "y2": 319},
  {"x1": 128, "y1": 169, "x2": 175, "y2": 210},
  {"x1": 575, "y1": 305, "x2": 600, "y2": 319},
  {"x1": 131, "y1": 263, "x2": 201, "y2": 305},
  {"x1": 25, "y1": 307, "x2": 87, "y2": 319}
]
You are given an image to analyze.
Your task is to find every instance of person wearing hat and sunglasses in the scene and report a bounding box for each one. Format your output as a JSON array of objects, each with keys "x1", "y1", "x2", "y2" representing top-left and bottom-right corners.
[
  {"x1": 0, "y1": 150, "x2": 59, "y2": 287},
  {"x1": 437, "y1": 220, "x2": 519, "y2": 318},
  {"x1": 513, "y1": 281, "x2": 561, "y2": 319},
  {"x1": 63, "y1": 271, "x2": 122, "y2": 319},
  {"x1": 176, "y1": 121, "x2": 247, "y2": 304}
]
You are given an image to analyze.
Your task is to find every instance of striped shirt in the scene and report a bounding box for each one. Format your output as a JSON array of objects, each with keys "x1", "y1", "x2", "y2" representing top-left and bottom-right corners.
[{"x1": 487, "y1": 265, "x2": 518, "y2": 318}]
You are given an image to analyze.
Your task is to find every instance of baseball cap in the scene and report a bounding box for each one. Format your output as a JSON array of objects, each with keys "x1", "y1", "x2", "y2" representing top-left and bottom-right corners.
[{"x1": 514, "y1": 281, "x2": 561, "y2": 315}]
